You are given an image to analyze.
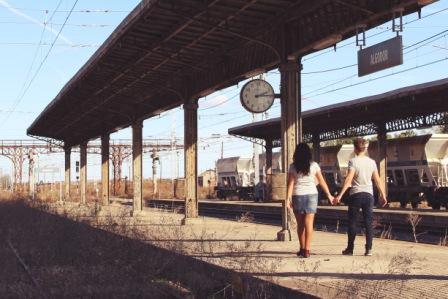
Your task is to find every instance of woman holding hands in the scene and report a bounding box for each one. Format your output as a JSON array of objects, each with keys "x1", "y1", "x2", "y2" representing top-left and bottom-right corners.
[{"x1": 287, "y1": 143, "x2": 334, "y2": 258}]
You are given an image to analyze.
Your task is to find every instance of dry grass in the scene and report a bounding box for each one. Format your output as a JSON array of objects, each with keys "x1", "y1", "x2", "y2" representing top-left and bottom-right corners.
[
  {"x1": 25, "y1": 179, "x2": 215, "y2": 203},
  {"x1": 1, "y1": 198, "x2": 290, "y2": 298},
  {"x1": 330, "y1": 252, "x2": 423, "y2": 299}
]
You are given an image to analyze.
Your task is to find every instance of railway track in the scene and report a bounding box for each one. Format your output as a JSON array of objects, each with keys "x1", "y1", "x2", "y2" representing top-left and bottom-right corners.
[{"x1": 144, "y1": 199, "x2": 448, "y2": 244}]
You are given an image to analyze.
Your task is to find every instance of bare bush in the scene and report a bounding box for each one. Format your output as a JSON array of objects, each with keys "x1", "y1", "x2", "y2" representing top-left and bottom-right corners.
[
  {"x1": 380, "y1": 222, "x2": 393, "y2": 240},
  {"x1": 238, "y1": 211, "x2": 254, "y2": 223},
  {"x1": 439, "y1": 228, "x2": 448, "y2": 247},
  {"x1": 407, "y1": 213, "x2": 422, "y2": 243}
]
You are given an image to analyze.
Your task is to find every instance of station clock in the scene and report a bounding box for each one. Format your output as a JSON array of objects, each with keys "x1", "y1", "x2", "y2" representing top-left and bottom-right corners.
[{"x1": 239, "y1": 79, "x2": 275, "y2": 113}]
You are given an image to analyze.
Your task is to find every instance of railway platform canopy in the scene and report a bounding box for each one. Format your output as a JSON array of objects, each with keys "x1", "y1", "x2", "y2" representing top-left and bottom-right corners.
[
  {"x1": 228, "y1": 77, "x2": 448, "y2": 145},
  {"x1": 25, "y1": 0, "x2": 436, "y2": 239},
  {"x1": 27, "y1": 0, "x2": 425, "y2": 147}
]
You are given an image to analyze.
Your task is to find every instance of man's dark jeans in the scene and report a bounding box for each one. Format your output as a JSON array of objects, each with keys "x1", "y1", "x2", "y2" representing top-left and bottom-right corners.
[{"x1": 347, "y1": 192, "x2": 374, "y2": 251}]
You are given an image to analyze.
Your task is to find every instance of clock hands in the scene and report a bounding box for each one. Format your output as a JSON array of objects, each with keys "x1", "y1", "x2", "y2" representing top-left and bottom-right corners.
[
  {"x1": 240, "y1": 79, "x2": 277, "y2": 113},
  {"x1": 255, "y1": 91, "x2": 274, "y2": 98}
]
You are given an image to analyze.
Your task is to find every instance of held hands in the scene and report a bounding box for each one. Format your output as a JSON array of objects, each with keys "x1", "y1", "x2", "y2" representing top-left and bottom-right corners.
[
  {"x1": 326, "y1": 193, "x2": 335, "y2": 205},
  {"x1": 333, "y1": 194, "x2": 342, "y2": 205}
]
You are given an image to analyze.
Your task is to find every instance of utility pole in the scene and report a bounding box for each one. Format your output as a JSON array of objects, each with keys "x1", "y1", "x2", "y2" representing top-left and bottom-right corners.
[
  {"x1": 151, "y1": 149, "x2": 159, "y2": 198},
  {"x1": 221, "y1": 141, "x2": 224, "y2": 159}
]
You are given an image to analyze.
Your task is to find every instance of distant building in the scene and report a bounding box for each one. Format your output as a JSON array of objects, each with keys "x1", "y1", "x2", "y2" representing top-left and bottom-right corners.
[{"x1": 198, "y1": 169, "x2": 216, "y2": 187}]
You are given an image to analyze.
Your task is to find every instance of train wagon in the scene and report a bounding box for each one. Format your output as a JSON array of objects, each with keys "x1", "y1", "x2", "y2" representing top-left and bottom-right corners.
[
  {"x1": 215, "y1": 152, "x2": 282, "y2": 201},
  {"x1": 321, "y1": 134, "x2": 448, "y2": 209},
  {"x1": 215, "y1": 156, "x2": 254, "y2": 200}
]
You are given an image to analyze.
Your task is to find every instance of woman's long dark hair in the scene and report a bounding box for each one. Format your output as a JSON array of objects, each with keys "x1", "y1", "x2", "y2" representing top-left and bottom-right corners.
[{"x1": 293, "y1": 143, "x2": 312, "y2": 175}]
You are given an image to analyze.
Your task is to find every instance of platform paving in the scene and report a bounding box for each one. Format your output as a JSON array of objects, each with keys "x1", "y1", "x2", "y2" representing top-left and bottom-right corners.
[{"x1": 45, "y1": 201, "x2": 448, "y2": 298}]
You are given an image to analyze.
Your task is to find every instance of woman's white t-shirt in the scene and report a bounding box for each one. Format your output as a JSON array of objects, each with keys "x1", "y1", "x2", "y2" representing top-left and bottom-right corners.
[{"x1": 288, "y1": 162, "x2": 320, "y2": 196}]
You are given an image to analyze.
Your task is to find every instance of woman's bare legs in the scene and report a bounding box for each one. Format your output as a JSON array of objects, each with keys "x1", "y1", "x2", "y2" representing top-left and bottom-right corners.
[
  {"x1": 304, "y1": 213, "x2": 315, "y2": 251},
  {"x1": 295, "y1": 213, "x2": 306, "y2": 250}
]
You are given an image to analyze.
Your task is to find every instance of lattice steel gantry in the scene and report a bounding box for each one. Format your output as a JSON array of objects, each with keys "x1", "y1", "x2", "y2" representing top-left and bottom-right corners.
[{"x1": 0, "y1": 139, "x2": 183, "y2": 195}]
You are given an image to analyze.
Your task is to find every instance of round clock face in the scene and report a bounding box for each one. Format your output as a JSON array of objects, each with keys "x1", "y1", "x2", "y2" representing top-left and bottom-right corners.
[{"x1": 240, "y1": 79, "x2": 275, "y2": 113}]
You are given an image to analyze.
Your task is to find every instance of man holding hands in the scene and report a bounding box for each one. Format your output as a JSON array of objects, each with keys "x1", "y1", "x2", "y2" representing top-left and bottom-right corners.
[{"x1": 335, "y1": 138, "x2": 388, "y2": 256}]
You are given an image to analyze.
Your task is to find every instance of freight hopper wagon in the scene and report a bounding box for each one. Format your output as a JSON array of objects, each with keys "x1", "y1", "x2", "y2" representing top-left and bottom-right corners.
[
  {"x1": 215, "y1": 157, "x2": 254, "y2": 200},
  {"x1": 319, "y1": 144, "x2": 354, "y2": 204},
  {"x1": 369, "y1": 134, "x2": 448, "y2": 209},
  {"x1": 321, "y1": 134, "x2": 448, "y2": 209}
]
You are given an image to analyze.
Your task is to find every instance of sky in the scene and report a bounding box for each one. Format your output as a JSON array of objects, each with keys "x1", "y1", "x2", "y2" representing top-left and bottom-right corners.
[{"x1": 0, "y1": 0, "x2": 447, "y2": 182}]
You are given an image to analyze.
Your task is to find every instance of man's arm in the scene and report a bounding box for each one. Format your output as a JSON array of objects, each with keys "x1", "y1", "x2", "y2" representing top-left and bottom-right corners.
[
  {"x1": 372, "y1": 170, "x2": 388, "y2": 207},
  {"x1": 336, "y1": 168, "x2": 355, "y2": 203}
]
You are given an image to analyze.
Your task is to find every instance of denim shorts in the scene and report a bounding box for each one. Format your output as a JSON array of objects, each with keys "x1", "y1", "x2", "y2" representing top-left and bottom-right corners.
[{"x1": 292, "y1": 194, "x2": 318, "y2": 214}]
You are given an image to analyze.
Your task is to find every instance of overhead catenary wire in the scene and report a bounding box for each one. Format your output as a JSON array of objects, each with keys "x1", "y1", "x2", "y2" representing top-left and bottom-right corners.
[
  {"x1": 0, "y1": 20, "x2": 112, "y2": 27},
  {"x1": 301, "y1": 28, "x2": 448, "y2": 76},
  {"x1": 13, "y1": 0, "x2": 63, "y2": 109},
  {"x1": 302, "y1": 6, "x2": 448, "y2": 63},
  {"x1": 0, "y1": 0, "x2": 79, "y2": 128},
  {"x1": 307, "y1": 57, "x2": 448, "y2": 99},
  {"x1": 1, "y1": 7, "x2": 129, "y2": 13},
  {"x1": 0, "y1": 42, "x2": 100, "y2": 47},
  {"x1": 303, "y1": 30, "x2": 448, "y2": 96}
]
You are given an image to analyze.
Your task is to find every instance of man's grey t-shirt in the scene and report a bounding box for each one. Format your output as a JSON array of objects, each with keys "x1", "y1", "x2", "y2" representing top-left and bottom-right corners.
[{"x1": 348, "y1": 155, "x2": 378, "y2": 195}]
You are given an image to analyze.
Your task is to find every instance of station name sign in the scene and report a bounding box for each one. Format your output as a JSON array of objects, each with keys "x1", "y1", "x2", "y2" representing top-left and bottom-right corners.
[{"x1": 358, "y1": 36, "x2": 403, "y2": 77}]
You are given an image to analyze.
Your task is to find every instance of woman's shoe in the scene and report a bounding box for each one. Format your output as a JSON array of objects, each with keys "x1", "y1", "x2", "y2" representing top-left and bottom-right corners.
[
  {"x1": 298, "y1": 249, "x2": 310, "y2": 258},
  {"x1": 296, "y1": 248, "x2": 305, "y2": 257}
]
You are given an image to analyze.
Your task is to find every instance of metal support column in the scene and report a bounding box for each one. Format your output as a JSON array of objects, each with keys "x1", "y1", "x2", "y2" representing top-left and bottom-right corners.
[
  {"x1": 101, "y1": 134, "x2": 110, "y2": 206},
  {"x1": 80, "y1": 142, "x2": 87, "y2": 205},
  {"x1": 377, "y1": 124, "x2": 388, "y2": 197},
  {"x1": 278, "y1": 58, "x2": 302, "y2": 241},
  {"x1": 182, "y1": 99, "x2": 198, "y2": 224},
  {"x1": 312, "y1": 134, "x2": 321, "y2": 163},
  {"x1": 132, "y1": 121, "x2": 143, "y2": 214},
  {"x1": 64, "y1": 146, "x2": 71, "y2": 201}
]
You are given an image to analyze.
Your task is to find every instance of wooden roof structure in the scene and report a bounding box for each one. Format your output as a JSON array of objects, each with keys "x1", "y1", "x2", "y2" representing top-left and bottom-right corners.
[
  {"x1": 27, "y1": 0, "x2": 426, "y2": 147},
  {"x1": 228, "y1": 77, "x2": 448, "y2": 144}
]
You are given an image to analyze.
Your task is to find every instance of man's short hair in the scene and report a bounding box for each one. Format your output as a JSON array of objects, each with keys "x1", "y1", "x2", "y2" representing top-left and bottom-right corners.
[{"x1": 353, "y1": 137, "x2": 368, "y2": 152}]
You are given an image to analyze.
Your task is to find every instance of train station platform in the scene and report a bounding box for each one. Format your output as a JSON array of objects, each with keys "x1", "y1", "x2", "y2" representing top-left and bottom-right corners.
[
  {"x1": 143, "y1": 199, "x2": 448, "y2": 239},
  {"x1": 42, "y1": 200, "x2": 448, "y2": 298}
]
